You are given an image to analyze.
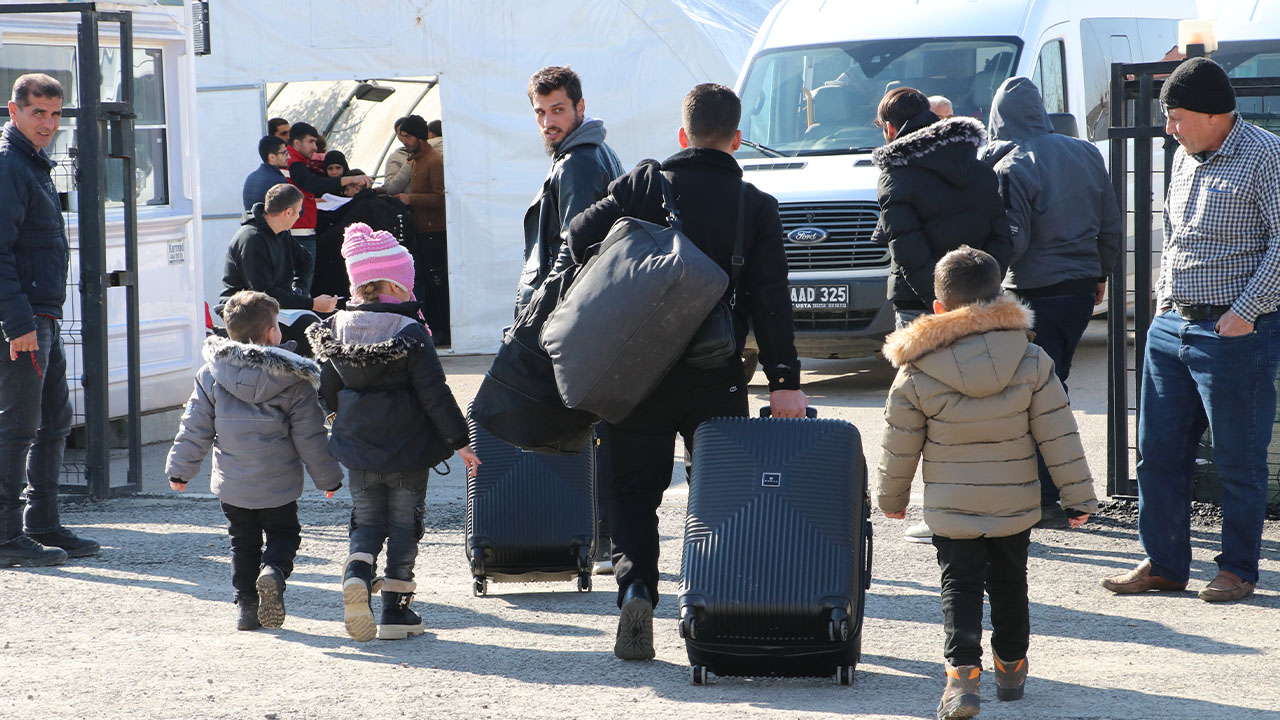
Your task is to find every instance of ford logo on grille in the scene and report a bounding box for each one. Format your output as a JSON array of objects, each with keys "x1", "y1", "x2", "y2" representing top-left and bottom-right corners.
[{"x1": 787, "y1": 227, "x2": 829, "y2": 245}]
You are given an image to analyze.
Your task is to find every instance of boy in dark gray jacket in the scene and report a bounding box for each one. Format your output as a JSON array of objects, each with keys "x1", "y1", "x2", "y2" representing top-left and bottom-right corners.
[{"x1": 165, "y1": 290, "x2": 343, "y2": 631}]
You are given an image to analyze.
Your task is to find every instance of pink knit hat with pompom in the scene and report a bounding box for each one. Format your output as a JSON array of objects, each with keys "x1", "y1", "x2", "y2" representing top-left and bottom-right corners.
[{"x1": 341, "y1": 223, "x2": 414, "y2": 299}]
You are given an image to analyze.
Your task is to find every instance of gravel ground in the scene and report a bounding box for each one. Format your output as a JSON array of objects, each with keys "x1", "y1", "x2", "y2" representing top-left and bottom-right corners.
[{"x1": 2, "y1": 330, "x2": 1278, "y2": 719}]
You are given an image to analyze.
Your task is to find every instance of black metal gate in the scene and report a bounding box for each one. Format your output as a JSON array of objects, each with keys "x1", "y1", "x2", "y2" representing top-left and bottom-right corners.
[
  {"x1": 0, "y1": 3, "x2": 143, "y2": 499},
  {"x1": 1105, "y1": 54, "x2": 1280, "y2": 499}
]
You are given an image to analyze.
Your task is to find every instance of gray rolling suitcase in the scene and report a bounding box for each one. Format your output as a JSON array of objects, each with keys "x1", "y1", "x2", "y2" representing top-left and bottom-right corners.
[
  {"x1": 465, "y1": 414, "x2": 597, "y2": 596},
  {"x1": 679, "y1": 408, "x2": 872, "y2": 685}
]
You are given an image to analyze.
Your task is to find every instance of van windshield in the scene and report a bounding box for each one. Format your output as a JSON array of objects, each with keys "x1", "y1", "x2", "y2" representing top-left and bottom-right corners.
[
  {"x1": 736, "y1": 37, "x2": 1022, "y2": 158},
  {"x1": 1215, "y1": 40, "x2": 1280, "y2": 136}
]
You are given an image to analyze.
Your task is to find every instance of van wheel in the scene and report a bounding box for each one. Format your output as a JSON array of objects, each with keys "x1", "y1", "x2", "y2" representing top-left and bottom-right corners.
[{"x1": 742, "y1": 350, "x2": 759, "y2": 381}]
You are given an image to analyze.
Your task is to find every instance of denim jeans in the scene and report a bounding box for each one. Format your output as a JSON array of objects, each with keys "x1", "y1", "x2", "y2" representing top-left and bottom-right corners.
[
  {"x1": 0, "y1": 316, "x2": 73, "y2": 542},
  {"x1": 293, "y1": 235, "x2": 316, "y2": 297},
  {"x1": 221, "y1": 501, "x2": 301, "y2": 598},
  {"x1": 1136, "y1": 309, "x2": 1280, "y2": 585},
  {"x1": 933, "y1": 529, "x2": 1031, "y2": 667},
  {"x1": 1019, "y1": 293, "x2": 1096, "y2": 506},
  {"x1": 348, "y1": 468, "x2": 429, "y2": 582}
]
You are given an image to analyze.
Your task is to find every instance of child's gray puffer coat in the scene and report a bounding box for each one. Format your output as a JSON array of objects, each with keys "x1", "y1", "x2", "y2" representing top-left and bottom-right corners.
[{"x1": 165, "y1": 335, "x2": 343, "y2": 508}]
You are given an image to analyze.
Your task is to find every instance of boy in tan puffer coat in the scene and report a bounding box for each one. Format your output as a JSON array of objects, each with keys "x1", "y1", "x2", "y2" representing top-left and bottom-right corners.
[{"x1": 878, "y1": 246, "x2": 1097, "y2": 720}]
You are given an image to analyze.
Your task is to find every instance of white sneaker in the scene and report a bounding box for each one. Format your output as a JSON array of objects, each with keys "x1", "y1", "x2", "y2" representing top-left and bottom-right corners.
[{"x1": 904, "y1": 520, "x2": 933, "y2": 544}]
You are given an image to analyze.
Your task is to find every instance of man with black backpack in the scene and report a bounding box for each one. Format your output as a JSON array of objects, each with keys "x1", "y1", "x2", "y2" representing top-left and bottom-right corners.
[{"x1": 566, "y1": 83, "x2": 806, "y2": 661}]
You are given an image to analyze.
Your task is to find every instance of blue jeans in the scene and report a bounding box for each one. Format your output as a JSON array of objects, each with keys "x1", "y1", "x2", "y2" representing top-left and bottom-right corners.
[
  {"x1": 0, "y1": 316, "x2": 73, "y2": 542},
  {"x1": 1020, "y1": 293, "x2": 1096, "y2": 506},
  {"x1": 348, "y1": 468, "x2": 429, "y2": 583},
  {"x1": 1136, "y1": 309, "x2": 1280, "y2": 585}
]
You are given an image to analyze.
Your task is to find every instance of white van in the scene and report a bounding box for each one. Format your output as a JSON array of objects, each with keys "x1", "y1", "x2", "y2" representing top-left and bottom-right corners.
[{"x1": 735, "y1": 0, "x2": 1198, "y2": 358}]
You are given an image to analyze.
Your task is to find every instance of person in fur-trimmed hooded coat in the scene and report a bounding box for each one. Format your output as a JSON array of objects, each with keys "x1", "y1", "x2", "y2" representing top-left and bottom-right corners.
[
  {"x1": 305, "y1": 223, "x2": 476, "y2": 643},
  {"x1": 877, "y1": 247, "x2": 1097, "y2": 716},
  {"x1": 872, "y1": 87, "x2": 1013, "y2": 319}
]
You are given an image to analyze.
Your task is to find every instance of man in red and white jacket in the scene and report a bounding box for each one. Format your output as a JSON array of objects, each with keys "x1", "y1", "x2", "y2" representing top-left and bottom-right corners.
[{"x1": 284, "y1": 122, "x2": 370, "y2": 291}]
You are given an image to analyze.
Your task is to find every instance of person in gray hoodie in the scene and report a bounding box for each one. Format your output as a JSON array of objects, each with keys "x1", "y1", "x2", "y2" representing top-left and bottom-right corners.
[
  {"x1": 980, "y1": 76, "x2": 1122, "y2": 527},
  {"x1": 165, "y1": 290, "x2": 343, "y2": 631}
]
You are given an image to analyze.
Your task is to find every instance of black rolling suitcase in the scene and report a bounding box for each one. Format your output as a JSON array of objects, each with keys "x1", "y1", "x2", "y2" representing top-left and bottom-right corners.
[
  {"x1": 678, "y1": 409, "x2": 872, "y2": 685},
  {"x1": 466, "y1": 414, "x2": 597, "y2": 596}
]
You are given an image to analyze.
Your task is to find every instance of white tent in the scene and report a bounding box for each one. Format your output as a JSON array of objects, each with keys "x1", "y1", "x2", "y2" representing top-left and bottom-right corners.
[{"x1": 195, "y1": 0, "x2": 775, "y2": 352}]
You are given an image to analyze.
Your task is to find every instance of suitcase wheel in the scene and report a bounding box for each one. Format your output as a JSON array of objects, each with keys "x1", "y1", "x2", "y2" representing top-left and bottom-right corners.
[
  {"x1": 828, "y1": 618, "x2": 850, "y2": 642},
  {"x1": 690, "y1": 665, "x2": 710, "y2": 686},
  {"x1": 835, "y1": 665, "x2": 854, "y2": 686},
  {"x1": 678, "y1": 617, "x2": 697, "y2": 640},
  {"x1": 576, "y1": 572, "x2": 591, "y2": 592},
  {"x1": 473, "y1": 577, "x2": 488, "y2": 597}
]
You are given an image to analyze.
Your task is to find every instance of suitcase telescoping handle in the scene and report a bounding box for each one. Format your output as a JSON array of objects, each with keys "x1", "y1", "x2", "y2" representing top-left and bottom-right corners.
[{"x1": 758, "y1": 406, "x2": 819, "y2": 419}]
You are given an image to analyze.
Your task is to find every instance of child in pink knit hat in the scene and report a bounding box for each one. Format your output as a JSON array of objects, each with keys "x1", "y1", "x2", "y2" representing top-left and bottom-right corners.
[{"x1": 306, "y1": 222, "x2": 479, "y2": 642}]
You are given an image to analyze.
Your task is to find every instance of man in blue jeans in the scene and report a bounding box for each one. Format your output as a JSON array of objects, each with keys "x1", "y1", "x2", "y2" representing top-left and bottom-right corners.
[
  {"x1": 981, "y1": 76, "x2": 1122, "y2": 530},
  {"x1": 0, "y1": 73, "x2": 99, "y2": 567},
  {"x1": 1103, "y1": 57, "x2": 1280, "y2": 603}
]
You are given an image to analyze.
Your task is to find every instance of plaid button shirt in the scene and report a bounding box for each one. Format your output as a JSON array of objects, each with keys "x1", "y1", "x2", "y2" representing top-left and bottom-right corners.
[{"x1": 1158, "y1": 114, "x2": 1280, "y2": 323}]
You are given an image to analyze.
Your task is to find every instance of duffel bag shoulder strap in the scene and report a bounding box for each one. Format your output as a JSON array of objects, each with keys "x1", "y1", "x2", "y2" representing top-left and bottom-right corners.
[
  {"x1": 659, "y1": 170, "x2": 684, "y2": 233},
  {"x1": 729, "y1": 181, "x2": 746, "y2": 308}
]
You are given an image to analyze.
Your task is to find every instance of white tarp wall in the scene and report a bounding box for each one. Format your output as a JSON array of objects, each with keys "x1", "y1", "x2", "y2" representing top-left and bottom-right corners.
[{"x1": 196, "y1": 0, "x2": 774, "y2": 352}]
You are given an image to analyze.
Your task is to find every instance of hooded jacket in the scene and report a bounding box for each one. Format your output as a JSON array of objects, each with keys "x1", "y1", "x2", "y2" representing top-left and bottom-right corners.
[
  {"x1": 981, "y1": 77, "x2": 1123, "y2": 294},
  {"x1": 220, "y1": 203, "x2": 316, "y2": 310},
  {"x1": 872, "y1": 114, "x2": 1013, "y2": 310},
  {"x1": 307, "y1": 302, "x2": 468, "y2": 473},
  {"x1": 877, "y1": 295, "x2": 1097, "y2": 539},
  {"x1": 285, "y1": 144, "x2": 343, "y2": 231},
  {"x1": 0, "y1": 122, "x2": 68, "y2": 341},
  {"x1": 165, "y1": 336, "x2": 343, "y2": 508},
  {"x1": 518, "y1": 117, "x2": 624, "y2": 313}
]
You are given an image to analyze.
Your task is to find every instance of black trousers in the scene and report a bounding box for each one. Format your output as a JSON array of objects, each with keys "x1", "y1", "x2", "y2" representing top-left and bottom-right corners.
[
  {"x1": 413, "y1": 231, "x2": 450, "y2": 347},
  {"x1": 607, "y1": 361, "x2": 748, "y2": 607},
  {"x1": 932, "y1": 529, "x2": 1032, "y2": 667},
  {"x1": 221, "y1": 501, "x2": 302, "y2": 599}
]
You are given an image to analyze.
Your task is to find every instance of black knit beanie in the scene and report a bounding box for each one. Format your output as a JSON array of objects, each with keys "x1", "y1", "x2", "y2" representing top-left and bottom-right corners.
[
  {"x1": 1160, "y1": 57, "x2": 1235, "y2": 115},
  {"x1": 399, "y1": 114, "x2": 431, "y2": 140}
]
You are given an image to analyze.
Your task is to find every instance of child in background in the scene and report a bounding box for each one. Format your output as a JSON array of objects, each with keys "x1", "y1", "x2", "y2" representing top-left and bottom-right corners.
[
  {"x1": 166, "y1": 290, "x2": 343, "y2": 631},
  {"x1": 877, "y1": 247, "x2": 1097, "y2": 720},
  {"x1": 307, "y1": 223, "x2": 479, "y2": 642}
]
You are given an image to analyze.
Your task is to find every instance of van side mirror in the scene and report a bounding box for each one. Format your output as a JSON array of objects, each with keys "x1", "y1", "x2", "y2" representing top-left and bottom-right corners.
[{"x1": 1048, "y1": 113, "x2": 1079, "y2": 138}]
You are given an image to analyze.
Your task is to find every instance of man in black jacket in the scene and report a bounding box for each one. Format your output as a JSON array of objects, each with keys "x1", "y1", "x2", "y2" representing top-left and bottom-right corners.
[
  {"x1": 872, "y1": 87, "x2": 1012, "y2": 328},
  {"x1": 567, "y1": 83, "x2": 807, "y2": 661},
  {"x1": 221, "y1": 184, "x2": 338, "y2": 353},
  {"x1": 518, "y1": 66, "x2": 624, "y2": 314},
  {"x1": 0, "y1": 73, "x2": 99, "y2": 566}
]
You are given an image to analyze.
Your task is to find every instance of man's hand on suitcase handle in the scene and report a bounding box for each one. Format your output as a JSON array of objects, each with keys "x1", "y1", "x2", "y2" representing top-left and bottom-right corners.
[{"x1": 769, "y1": 389, "x2": 808, "y2": 419}]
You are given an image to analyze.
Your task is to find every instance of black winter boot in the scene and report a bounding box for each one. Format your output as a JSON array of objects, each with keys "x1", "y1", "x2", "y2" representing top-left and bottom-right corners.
[
  {"x1": 255, "y1": 564, "x2": 286, "y2": 628},
  {"x1": 377, "y1": 579, "x2": 424, "y2": 640},
  {"x1": 28, "y1": 527, "x2": 100, "y2": 558},
  {"x1": 342, "y1": 553, "x2": 379, "y2": 642},
  {"x1": 235, "y1": 594, "x2": 260, "y2": 631},
  {"x1": 0, "y1": 535, "x2": 67, "y2": 567}
]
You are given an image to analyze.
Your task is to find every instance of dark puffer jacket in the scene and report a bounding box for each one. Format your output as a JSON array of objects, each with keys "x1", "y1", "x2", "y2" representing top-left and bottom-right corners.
[
  {"x1": 307, "y1": 302, "x2": 468, "y2": 473},
  {"x1": 872, "y1": 114, "x2": 1013, "y2": 310},
  {"x1": 0, "y1": 122, "x2": 69, "y2": 341},
  {"x1": 518, "y1": 118, "x2": 624, "y2": 314}
]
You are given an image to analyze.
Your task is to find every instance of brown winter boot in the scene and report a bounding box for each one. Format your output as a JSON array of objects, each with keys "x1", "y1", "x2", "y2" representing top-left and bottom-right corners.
[
  {"x1": 937, "y1": 664, "x2": 981, "y2": 720},
  {"x1": 992, "y1": 653, "x2": 1027, "y2": 701}
]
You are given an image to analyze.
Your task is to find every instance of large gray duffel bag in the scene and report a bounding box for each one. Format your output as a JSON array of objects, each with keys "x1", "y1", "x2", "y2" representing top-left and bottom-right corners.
[{"x1": 540, "y1": 173, "x2": 728, "y2": 423}]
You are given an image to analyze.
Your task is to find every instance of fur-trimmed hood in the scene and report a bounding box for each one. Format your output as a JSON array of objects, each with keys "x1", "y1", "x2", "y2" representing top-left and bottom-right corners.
[
  {"x1": 872, "y1": 116, "x2": 987, "y2": 186},
  {"x1": 882, "y1": 295, "x2": 1033, "y2": 398},
  {"x1": 202, "y1": 334, "x2": 320, "y2": 404},
  {"x1": 306, "y1": 304, "x2": 424, "y2": 367}
]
